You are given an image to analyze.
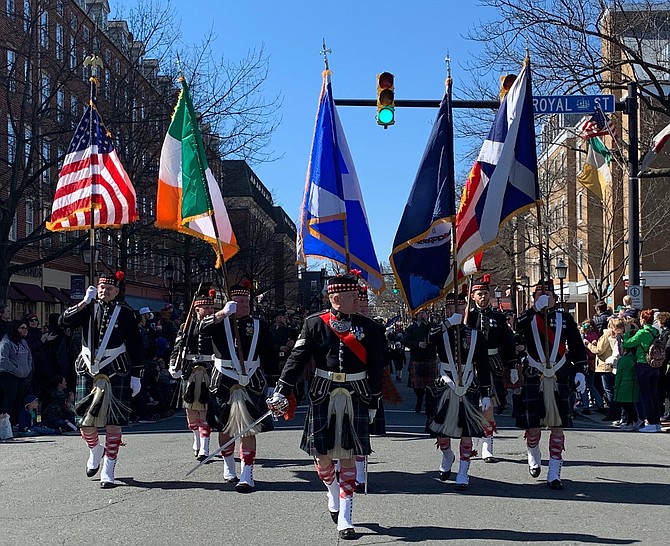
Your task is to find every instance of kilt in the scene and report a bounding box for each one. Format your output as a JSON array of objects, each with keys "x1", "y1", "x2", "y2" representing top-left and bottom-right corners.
[
  {"x1": 300, "y1": 382, "x2": 372, "y2": 457},
  {"x1": 489, "y1": 354, "x2": 507, "y2": 407},
  {"x1": 514, "y1": 367, "x2": 572, "y2": 430},
  {"x1": 408, "y1": 359, "x2": 438, "y2": 389},
  {"x1": 74, "y1": 372, "x2": 132, "y2": 427},
  {"x1": 425, "y1": 381, "x2": 484, "y2": 438},
  {"x1": 206, "y1": 370, "x2": 273, "y2": 434}
]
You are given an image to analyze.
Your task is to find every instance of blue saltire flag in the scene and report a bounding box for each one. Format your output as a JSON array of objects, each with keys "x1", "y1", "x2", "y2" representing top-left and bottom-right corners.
[
  {"x1": 390, "y1": 78, "x2": 456, "y2": 313},
  {"x1": 297, "y1": 69, "x2": 385, "y2": 292}
]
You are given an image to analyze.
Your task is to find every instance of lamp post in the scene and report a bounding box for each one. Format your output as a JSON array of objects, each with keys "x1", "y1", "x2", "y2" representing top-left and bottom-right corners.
[
  {"x1": 494, "y1": 285, "x2": 502, "y2": 309},
  {"x1": 556, "y1": 258, "x2": 567, "y2": 306},
  {"x1": 164, "y1": 263, "x2": 175, "y2": 304},
  {"x1": 519, "y1": 274, "x2": 530, "y2": 311}
]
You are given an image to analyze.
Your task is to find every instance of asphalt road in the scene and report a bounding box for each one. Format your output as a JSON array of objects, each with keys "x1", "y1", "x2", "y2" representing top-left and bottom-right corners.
[{"x1": 1, "y1": 378, "x2": 668, "y2": 545}]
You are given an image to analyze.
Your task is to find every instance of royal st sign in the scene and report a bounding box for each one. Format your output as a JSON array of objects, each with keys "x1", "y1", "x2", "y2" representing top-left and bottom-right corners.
[{"x1": 532, "y1": 94, "x2": 615, "y2": 115}]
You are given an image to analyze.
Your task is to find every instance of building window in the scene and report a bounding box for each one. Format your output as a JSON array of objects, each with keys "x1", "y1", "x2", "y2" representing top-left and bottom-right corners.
[
  {"x1": 82, "y1": 26, "x2": 89, "y2": 44},
  {"x1": 6, "y1": 49, "x2": 16, "y2": 92},
  {"x1": 69, "y1": 13, "x2": 76, "y2": 29},
  {"x1": 55, "y1": 23, "x2": 64, "y2": 60},
  {"x1": 40, "y1": 71, "x2": 49, "y2": 107},
  {"x1": 69, "y1": 35, "x2": 76, "y2": 69},
  {"x1": 7, "y1": 117, "x2": 15, "y2": 162},
  {"x1": 23, "y1": 0, "x2": 30, "y2": 32},
  {"x1": 25, "y1": 199, "x2": 34, "y2": 235},
  {"x1": 56, "y1": 88, "x2": 64, "y2": 122},
  {"x1": 9, "y1": 212, "x2": 18, "y2": 241},
  {"x1": 56, "y1": 0, "x2": 63, "y2": 16},
  {"x1": 6, "y1": 0, "x2": 15, "y2": 17},
  {"x1": 70, "y1": 94, "x2": 77, "y2": 122},
  {"x1": 577, "y1": 240, "x2": 584, "y2": 269},
  {"x1": 577, "y1": 192, "x2": 583, "y2": 223},
  {"x1": 24, "y1": 124, "x2": 31, "y2": 170},
  {"x1": 39, "y1": 10, "x2": 48, "y2": 48}
]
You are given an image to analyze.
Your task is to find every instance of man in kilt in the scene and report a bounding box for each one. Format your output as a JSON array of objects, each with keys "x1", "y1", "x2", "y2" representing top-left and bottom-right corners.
[
  {"x1": 200, "y1": 282, "x2": 275, "y2": 493},
  {"x1": 267, "y1": 274, "x2": 385, "y2": 540},
  {"x1": 404, "y1": 309, "x2": 438, "y2": 413},
  {"x1": 466, "y1": 274, "x2": 518, "y2": 463},
  {"x1": 515, "y1": 280, "x2": 587, "y2": 490},
  {"x1": 169, "y1": 292, "x2": 217, "y2": 461},
  {"x1": 425, "y1": 293, "x2": 491, "y2": 490},
  {"x1": 59, "y1": 271, "x2": 143, "y2": 488}
]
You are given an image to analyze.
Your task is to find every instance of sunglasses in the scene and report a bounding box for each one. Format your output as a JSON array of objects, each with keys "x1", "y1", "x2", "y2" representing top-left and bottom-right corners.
[{"x1": 29, "y1": 318, "x2": 38, "y2": 322}]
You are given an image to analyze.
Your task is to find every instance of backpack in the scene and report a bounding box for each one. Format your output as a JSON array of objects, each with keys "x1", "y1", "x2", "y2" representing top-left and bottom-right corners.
[{"x1": 646, "y1": 331, "x2": 668, "y2": 368}]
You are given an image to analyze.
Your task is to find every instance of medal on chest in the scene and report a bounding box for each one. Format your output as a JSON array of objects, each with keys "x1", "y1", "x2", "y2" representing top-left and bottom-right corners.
[
  {"x1": 352, "y1": 325, "x2": 365, "y2": 340},
  {"x1": 245, "y1": 321, "x2": 254, "y2": 337},
  {"x1": 330, "y1": 319, "x2": 351, "y2": 333}
]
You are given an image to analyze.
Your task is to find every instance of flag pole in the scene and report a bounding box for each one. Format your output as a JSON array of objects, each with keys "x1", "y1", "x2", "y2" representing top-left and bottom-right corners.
[
  {"x1": 177, "y1": 76, "x2": 248, "y2": 375},
  {"x1": 83, "y1": 53, "x2": 103, "y2": 366}
]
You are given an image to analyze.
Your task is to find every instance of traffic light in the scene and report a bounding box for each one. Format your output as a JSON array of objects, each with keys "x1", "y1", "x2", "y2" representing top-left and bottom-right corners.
[
  {"x1": 376, "y1": 72, "x2": 395, "y2": 128},
  {"x1": 499, "y1": 74, "x2": 517, "y2": 101}
]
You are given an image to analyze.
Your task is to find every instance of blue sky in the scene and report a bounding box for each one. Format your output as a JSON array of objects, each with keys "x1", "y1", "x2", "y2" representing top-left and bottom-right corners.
[{"x1": 115, "y1": 0, "x2": 500, "y2": 267}]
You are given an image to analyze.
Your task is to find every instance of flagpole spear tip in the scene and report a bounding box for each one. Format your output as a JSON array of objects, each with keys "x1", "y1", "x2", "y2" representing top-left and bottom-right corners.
[{"x1": 321, "y1": 38, "x2": 332, "y2": 71}]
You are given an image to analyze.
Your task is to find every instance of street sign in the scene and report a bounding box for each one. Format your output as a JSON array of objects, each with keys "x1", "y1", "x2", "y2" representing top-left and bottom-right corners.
[
  {"x1": 532, "y1": 94, "x2": 615, "y2": 115},
  {"x1": 627, "y1": 285, "x2": 643, "y2": 309}
]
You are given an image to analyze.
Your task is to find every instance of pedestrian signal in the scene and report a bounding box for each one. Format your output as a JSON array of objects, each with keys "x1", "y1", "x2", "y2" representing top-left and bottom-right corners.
[
  {"x1": 376, "y1": 72, "x2": 395, "y2": 128},
  {"x1": 499, "y1": 74, "x2": 517, "y2": 101}
]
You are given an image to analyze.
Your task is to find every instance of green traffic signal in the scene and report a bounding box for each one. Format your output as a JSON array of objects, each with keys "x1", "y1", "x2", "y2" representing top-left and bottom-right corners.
[{"x1": 378, "y1": 106, "x2": 395, "y2": 126}]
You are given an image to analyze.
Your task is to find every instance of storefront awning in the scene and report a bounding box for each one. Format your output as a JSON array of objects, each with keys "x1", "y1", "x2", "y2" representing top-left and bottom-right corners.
[
  {"x1": 6, "y1": 284, "x2": 23, "y2": 301},
  {"x1": 124, "y1": 295, "x2": 170, "y2": 313},
  {"x1": 11, "y1": 282, "x2": 56, "y2": 303},
  {"x1": 44, "y1": 286, "x2": 73, "y2": 305}
]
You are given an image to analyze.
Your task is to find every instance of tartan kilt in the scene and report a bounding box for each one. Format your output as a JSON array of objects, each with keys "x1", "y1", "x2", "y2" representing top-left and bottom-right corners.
[
  {"x1": 206, "y1": 370, "x2": 274, "y2": 434},
  {"x1": 514, "y1": 368, "x2": 572, "y2": 430},
  {"x1": 425, "y1": 380, "x2": 484, "y2": 438},
  {"x1": 408, "y1": 359, "x2": 438, "y2": 389},
  {"x1": 489, "y1": 354, "x2": 507, "y2": 407},
  {"x1": 74, "y1": 371, "x2": 132, "y2": 427},
  {"x1": 300, "y1": 383, "x2": 372, "y2": 457}
]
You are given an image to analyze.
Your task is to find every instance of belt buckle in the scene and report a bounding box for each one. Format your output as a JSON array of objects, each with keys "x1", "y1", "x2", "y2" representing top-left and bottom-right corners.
[{"x1": 332, "y1": 372, "x2": 346, "y2": 382}]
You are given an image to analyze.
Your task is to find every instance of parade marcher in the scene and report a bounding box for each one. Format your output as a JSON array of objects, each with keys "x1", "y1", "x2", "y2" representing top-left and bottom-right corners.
[
  {"x1": 466, "y1": 274, "x2": 518, "y2": 463},
  {"x1": 514, "y1": 280, "x2": 587, "y2": 490},
  {"x1": 425, "y1": 293, "x2": 491, "y2": 490},
  {"x1": 268, "y1": 307, "x2": 296, "y2": 393},
  {"x1": 387, "y1": 323, "x2": 405, "y2": 381},
  {"x1": 267, "y1": 273, "x2": 385, "y2": 540},
  {"x1": 59, "y1": 272, "x2": 144, "y2": 488},
  {"x1": 169, "y1": 291, "x2": 217, "y2": 461},
  {"x1": 200, "y1": 282, "x2": 276, "y2": 492},
  {"x1": 404, "y1": 309, "x2": 438, "y2": 413}
]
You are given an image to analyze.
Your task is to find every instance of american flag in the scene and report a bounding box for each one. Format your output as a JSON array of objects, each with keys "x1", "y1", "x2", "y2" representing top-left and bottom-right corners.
[
  {"x1": 580, "y1": 109, "x2": 616, "y2": 139},
  {"x1": 47, "y1": 80, "x2": 137, "y2": 231}
]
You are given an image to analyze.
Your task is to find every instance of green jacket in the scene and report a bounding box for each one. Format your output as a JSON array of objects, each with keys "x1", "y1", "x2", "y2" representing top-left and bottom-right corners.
[
  {"x1": 613, "y1": 353, "x2": 639, "y2": 403},
  {"x1": 622, "y1": 324, "x2": 656, "y2": 364}
]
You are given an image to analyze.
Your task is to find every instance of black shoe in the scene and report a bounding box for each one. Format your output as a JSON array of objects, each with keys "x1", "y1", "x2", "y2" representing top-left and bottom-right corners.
[
  {"x1": 438, "y1": 470, "x2": 451, "y2": 482},
  {"x1": 86, "y1": 465, "x2": 100, "y2": 478},
  {"x1": 196, "y1": 454, "x2": 208, "y2": 462},
  {"x1": 100, "y1": 480, "x2": 116, "y2": 489},
  {"x1": 234, "y1": 482, "x2": 254, "y2": 493},
  {"x1": 529, "y1": 466, "x2": 541, "y2": 478},
  {"x1": 339, "y1": 528, "x2": 356, "y2": 540},
  {"x1": 329, "y1": 511, "x2": 339, "y2": 524},
  {"x1": 547, "y1": 479, "x2": 564, "y2": 490},
  {"x1": 582, "y1": 409, "x2": 591, "y2": 415},
  {"x1": 415, "y1": 402, "x2": 422, "y2": 413},
  {"x1": 223, "y1": 476, "x2": 239, "y2": 484},
  {"x1": 354, "y1": 482, "x2": 367, "y2": 494},
  {"x1": 483, "y1": 456, "x2": 498, "y2": 463}
]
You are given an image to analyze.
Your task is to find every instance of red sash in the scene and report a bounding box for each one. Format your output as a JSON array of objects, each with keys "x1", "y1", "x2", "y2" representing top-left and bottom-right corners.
[
  {"x1": 535, "y1": 313, "x2": 566, "y2": 357},
  {"x1": 320, "y1": 313, "x2": 368, "y2": 364}
]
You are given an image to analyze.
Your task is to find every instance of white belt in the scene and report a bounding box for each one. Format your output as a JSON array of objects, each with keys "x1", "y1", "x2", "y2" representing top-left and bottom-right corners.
[
  {"x1": 81, "y1": 343, "x2": 126, "y2": 375},
  {"x1": 488, "y1": 349, "x2": 499, "y2": 356},
  {"x1": 315, "y1": 369, "x2": 367, "y2": 382},
  {"x1": 186, "y1": 354, "x2": 214, "y2": 363},
  {"x1": 214, "y1": 357, "x2": 260, "y2": 386},
  {"x1": 527, "y1": 355, "x2": 566, "y2": 378}
]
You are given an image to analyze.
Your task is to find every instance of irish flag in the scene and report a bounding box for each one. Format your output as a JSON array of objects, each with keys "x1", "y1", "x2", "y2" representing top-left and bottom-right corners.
[
  {"x1": 577, "y1": 137, "x2": 611, "y2": 201},
  {"x1": 156, "y1": 78, "x2": 238, "y2": 265}
]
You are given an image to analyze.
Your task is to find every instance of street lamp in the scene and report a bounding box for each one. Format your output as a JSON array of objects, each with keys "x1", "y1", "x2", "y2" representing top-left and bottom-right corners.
[
  {"x1": 82, "y1": 242, "x2": 99, "y2": 265},
  {"x1": 494, "y1": 285, "x2": 502, "y2": 309},
  {"x1": 164, "y1": 263, "x2": 175, "y2": 304},
  {"x1": 519, "y1": 274, "x2": 530, "y2": 310},
  {"x1": 556, "y1": 258, "x2": 567, "y2": 305}
]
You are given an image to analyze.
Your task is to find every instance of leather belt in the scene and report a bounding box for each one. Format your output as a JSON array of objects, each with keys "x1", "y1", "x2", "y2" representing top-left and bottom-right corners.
[
  {"x1": 315, "y1": 369, "x2": 367, "y2": 382},
  {"x1": 488, "y1": 349, "x2": 499, "y2": 356}
]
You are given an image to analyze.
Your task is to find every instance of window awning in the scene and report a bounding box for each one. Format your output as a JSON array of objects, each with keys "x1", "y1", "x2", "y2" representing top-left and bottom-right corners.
[
  {"x1": 11, "y1": 282, "x2": 57, "y2": 303},
  {"x1": 44, "y1": 286, "x2": 73, "y2": 305},
  {"x1": 124, "y1": 295, "x2": 170, "y2": 313}
]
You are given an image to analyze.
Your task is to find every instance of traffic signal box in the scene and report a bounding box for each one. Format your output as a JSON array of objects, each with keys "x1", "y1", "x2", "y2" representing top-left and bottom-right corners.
[
  {"x1": 376, "y1": 72, "x2": 395, "y2": 128},
  {"x1": 499, "y1": 73, "x2": 517, "y2": 101}
]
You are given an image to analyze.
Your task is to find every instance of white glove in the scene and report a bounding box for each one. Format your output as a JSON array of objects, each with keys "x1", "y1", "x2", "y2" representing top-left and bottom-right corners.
[
  {"x1": 222, "y1": 301, "x2": 237, "y2": 317},
  {"x1": 574, "y1": 372, "x2": 586, "y2": 394},
  {"x1": 368, "y1": 409, "x2": 377, "y2": 424},
  {"x1": 169, "y1": 367, "x2": 182, "y2": 379},
  {"x1": 446, "y1": 313, "x2": 463, "y2": 327},
  {"x1": 84, "y1": 285, "x2": 97, "y2": 304},
  {"x1": 481, "y1": 397, "x2": 491, "y2": 412},
  {"x1": 510, "y1": 369, "x2": 519, "y2": 384},
  {"x1": 267, "y1": 392, "x2": 289, "y2": 416},
  {"x1": 238, "y1": 374, "x2": 250, "y2": 387},
  {"x1": 535, "y1": 294, "x2": 549, "y2": 311},
  {"x1": 130, "y1": 376, "x2": 141, "y2": 397}
]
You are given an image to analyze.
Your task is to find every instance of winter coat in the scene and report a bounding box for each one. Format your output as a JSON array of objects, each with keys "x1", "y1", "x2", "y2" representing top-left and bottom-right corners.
[
  {"x1": 613, "y1": 353, "x2": 639, "y2": 403},
  {"x1": 0, "y1": 334, "x2": 33, "y2": 379},
  {"x1": 587, "y1": 331, "x2": 619, "y2": 373},
  {"x1": 622, "y1": 324, "x2": 656, "y2": 364}
]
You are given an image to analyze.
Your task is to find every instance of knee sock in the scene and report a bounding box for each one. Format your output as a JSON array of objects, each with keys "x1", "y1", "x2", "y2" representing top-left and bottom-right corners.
[
  {"x1": 81, "y1": 428, "x2": 99, "y2": 449},
  {"x1": 199, "y1": 423, "x2": 211, "y2": 440},
  {"x1": 221, "y1": 441, "x2": 235, "y2": 458},
  {"x1": 483, "y1": 420, "x2": 496, "y2": 438},
  {"x1": 437, "y1": 437, "x2": 451, "y2": 451},
  {"x1": 459, "y1": 438, "x2": 473, "y2": 461},
  {"x1": 549, "y1": 432, "x2": 564, "y2": 460},
  {"x1": 240, "y1": 448, "x2": 255, "y2": 466},
  {"x1": 105, "y1": 431, "x2": 122, "y2": 460},
  {"x1": 339, "y1": 467, "x2": 356, "y2": 498},
  {"x1": 524, "y1": 429, "x2": 541, "y2": 449},
  {"x1": 315, "y1": 460, "x2": 336, "y2": 486}
]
